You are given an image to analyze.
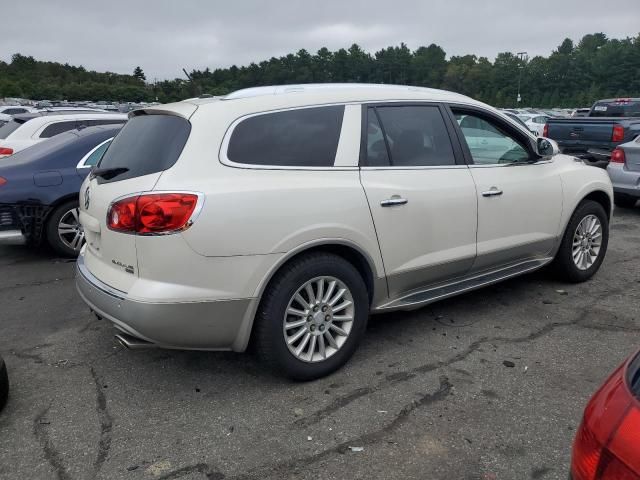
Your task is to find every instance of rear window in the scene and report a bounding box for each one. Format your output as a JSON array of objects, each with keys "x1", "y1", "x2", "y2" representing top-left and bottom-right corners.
[
  {"x1": 227, "y1": 106, "x2": 344, "y2": 167},
  {"x1": 590, "y1": 101, "x2": 640, "y2": 118},
  {"x1": 0, "y1": 120, "x2": 24, "y2": 139},
  {"x1": 97, "y1": 114, "x2": 191, "y2": 183}
]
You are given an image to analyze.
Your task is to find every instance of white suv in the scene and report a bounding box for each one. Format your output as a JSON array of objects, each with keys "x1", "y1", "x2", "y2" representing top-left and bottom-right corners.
[
  {"x1": 76, "y1": 84, "x2": 613, "y2": 379},
  {"x1": 0, "y1": 112, "x2": 127, "y2": 158}
]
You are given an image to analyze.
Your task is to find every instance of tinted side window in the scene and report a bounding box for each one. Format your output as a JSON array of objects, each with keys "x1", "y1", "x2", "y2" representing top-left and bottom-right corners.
[
  {"x1": 40, "y1": 121, "x2": 78, "y2": 138},
  {"x1": 227, "y1": 106, "x2": 344, "y2": 167},
  {"x1": 98, "y1": 114, "x2": 190, "y2": 183},
  {"x1": 453, "y1": 111, "x2": 530, "y2": 165},
  {"x1": 373, "y1": 106, "x2": 456, "y2": 167}
]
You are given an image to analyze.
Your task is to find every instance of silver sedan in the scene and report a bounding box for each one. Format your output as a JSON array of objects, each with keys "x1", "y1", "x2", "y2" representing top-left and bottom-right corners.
[{"x1": 608, "y1": 137, "x2": 640, "y2": 208}]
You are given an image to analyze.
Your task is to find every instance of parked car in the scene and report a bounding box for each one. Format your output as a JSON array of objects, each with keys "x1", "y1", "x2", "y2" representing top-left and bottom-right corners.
[
  {"x1": 0, "y1": 124, "x2": 122, "y2": 256},
  {"x1": 571, "y1": 108, "x2": 591, "y2": 117},
  {"x1": 607, "y1": 138, "x2": 640, "y2": 208},
  {"x1": 75, "y1": 84, "x2": 613, "y2": 380},
  {"x1": 0, "y1": 354, "x2": 7, "y2": 412},
  {"x1": 545, "y1": 98, "x2": 640, "y2": 167},
  {"x1": 518, "y1": 113, "x2": 551, "y2": 136},
  {"x1": 502, "y1": 112, "x2": 533, "y2": 132},
  {"x1": 0, "y1": 112, "x2": 126, "y2": 158},
  {"x1": 0, "y1": 105, "x2": 38, "y2": 116},
  {"x1": 570, "y1": 349, "x2": 640, "y2": 479}
]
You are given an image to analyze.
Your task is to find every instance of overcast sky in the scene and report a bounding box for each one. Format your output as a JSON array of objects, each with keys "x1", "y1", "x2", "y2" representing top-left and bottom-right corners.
[{"x1": 3, "y1": 0, "x2": 639, "y2": 80}]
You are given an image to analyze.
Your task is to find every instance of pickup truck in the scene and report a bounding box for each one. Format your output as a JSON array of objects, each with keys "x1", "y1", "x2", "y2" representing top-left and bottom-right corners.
[{"x1": 544, "y1": 98, "x2": 640, "y2": 167}]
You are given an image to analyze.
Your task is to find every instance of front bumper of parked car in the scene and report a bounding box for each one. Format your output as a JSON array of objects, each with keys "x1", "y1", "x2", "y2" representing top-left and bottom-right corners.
[{"x1": 75, "y1": 252, "x2": 256, "y2": 351}]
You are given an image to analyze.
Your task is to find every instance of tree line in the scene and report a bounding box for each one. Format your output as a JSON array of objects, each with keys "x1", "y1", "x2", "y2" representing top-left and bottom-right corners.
[{"x1": 1, "y1": 32, "x2": 639, "y2": 107}]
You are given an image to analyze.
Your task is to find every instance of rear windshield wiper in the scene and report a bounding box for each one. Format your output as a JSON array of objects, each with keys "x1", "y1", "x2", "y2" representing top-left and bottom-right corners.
[{"x1": 91, "y1": 167, "x2": 129, "y2": 180}]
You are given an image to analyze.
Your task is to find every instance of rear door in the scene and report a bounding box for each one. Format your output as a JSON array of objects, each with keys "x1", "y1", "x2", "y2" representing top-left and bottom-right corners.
[
  {"x1": 359, "y1": 104, "x2": 477, "y2": 299},
  {"x1": 79, "y1": 113, "x2": 192, "y2": 292}
]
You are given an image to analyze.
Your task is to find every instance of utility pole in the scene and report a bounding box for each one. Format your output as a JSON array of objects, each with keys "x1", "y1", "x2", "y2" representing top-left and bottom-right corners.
[{"x1": 516, "y1": 51, "x2": 528, "y2": 105}]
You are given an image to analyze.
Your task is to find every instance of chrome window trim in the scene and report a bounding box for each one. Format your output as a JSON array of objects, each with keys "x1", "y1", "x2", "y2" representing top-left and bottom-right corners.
[
  {"x1": 219, "y1": 102, "x2": 362, "y2": 171},
  {"x1": 76, "y1": 137, "x2": 113, "y2": 169},
  {"x1": 360, "y1": 165, "x2": 469, "y2": 171}
]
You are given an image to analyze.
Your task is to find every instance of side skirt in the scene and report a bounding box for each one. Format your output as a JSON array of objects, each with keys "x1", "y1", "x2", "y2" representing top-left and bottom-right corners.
[{"x1": 373, "y1": 257, "x2": 554, "y2": 312}]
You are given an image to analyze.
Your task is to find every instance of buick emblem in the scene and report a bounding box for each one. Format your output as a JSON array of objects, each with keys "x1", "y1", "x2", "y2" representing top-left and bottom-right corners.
[{"x1": 84, "y1": 185, "x2": 91, "y2": 209}]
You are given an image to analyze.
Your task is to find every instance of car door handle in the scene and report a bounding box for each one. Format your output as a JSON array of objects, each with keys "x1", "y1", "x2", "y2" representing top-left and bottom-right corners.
[
  {"x1": 380, "y1": 196, "x2": 408, "y2": 207},
  {"x1": 482, "y1": 188, "x2": 503, "y2": 197}
]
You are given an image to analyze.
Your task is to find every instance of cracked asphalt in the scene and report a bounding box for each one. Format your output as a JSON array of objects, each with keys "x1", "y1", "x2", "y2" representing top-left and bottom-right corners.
[{"x1": 1, "y1": 207, "x2": 639, "y2": 480}]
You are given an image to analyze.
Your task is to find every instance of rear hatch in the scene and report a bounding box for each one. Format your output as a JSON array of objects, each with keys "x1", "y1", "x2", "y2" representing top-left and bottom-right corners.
[
  {"x1": 79, "y1": 109, "x2": 194, "y2": 292},
  {"x1": 546, "y1": 118, "x2": 616, "y2": 150}
]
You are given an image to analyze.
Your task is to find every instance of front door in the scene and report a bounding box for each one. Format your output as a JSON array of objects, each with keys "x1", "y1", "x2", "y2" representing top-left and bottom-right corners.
[
  {"x1": 449, "y1": 107, "x2": 563, "y2": 271},
  {"x1": 359, "y1": 104, "x2": 478, "y2": 299}
]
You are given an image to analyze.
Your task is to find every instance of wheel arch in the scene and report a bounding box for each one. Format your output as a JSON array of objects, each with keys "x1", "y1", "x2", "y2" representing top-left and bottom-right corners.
[
  {"x1": 581, "y1": 189, "x2": 612, "y2": 220},
  {"x1": 233, "y1": 239, "x2": 385, "y2": 352}
]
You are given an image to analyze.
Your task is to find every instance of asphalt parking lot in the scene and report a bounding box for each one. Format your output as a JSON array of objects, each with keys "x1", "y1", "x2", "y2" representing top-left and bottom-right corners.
[{"x1": 0, "y1": 207, "x2": 638, "y2": 480}]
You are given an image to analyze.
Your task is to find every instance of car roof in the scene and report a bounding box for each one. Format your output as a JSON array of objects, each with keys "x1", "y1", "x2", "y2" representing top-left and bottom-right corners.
[
  {"x1": 182, "y1": 83, "x2": 476, "y2": 106},
  {"x1": 11, "y1": 112, "x2": 126, "y2": 123}
]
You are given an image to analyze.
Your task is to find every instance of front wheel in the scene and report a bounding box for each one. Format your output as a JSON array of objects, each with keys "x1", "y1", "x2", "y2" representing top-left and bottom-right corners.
[
  {"x1": 552, "y1": 200, "x2": 609, "y2": 283},
  {"x1": 254, "y1": 253, "x2": 369, "y2": 380},
  {"x1": 45, "y1": 200, "x2": 85, "y2": 257}
]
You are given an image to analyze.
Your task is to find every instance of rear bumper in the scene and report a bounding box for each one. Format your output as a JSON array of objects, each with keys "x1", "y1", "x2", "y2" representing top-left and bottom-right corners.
[
  {"x1": 607, "y1": 163, "x2": 640, "y2": 198},
  {"x1": 75, "y1": 253, "x2": 256, "y2": 351}
]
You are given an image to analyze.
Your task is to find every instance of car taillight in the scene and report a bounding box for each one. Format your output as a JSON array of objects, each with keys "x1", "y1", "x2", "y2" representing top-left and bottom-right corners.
[
  {"x1": 107, "y1": 193, "x2": 199, "y2": 235},
  {"x1": 0, "y1": 177, "x2": 6, "y2": 187},
  {"x1": 610, "y1": 148, "x2": 626, "y2": 164},
  {"x1": 612, "y1": 124, "x2": 625, "y2": 142},
  {"x1": 543, "y1": 123, "x2": 549, "y2": 137},
  {"x1": 571, "y1": 354, "x2": 640, "y2": 480},
  {"x1": 0, "y1": 147, "x2": 14, "y2": 156}
]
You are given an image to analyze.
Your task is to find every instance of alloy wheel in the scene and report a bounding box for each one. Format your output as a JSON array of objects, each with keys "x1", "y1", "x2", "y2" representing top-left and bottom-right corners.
[
  {"x1": 572, "y1": 214, "x2": 602, "y2": 271},
  {"x1": 283, "y1": 276, "x2": 355, "y2": 363},
  {"x1": 57, "y1": 207, "x2": 85, "y2": 252}
]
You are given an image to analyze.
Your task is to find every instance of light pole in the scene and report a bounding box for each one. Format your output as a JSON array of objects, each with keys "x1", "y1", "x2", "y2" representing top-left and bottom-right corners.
[{"x1": 516, "y1": 51, "x2": 528, "y2": 105}]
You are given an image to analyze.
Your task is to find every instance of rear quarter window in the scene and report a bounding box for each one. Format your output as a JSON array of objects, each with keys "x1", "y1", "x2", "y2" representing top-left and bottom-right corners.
[
  {"x1": 40, "y1": 121, "x2": 79, "y2": 138},
  {"x1": 226, "y1": 105, "x2": 345, "y2": 167},
  {"x1": 97, "y1": 114, "x2": 191, "y2": 183}
]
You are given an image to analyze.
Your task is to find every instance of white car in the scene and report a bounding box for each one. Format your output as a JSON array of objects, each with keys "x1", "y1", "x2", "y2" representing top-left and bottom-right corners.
[
  {"x1": 75, "y1": 84, "x2": 613, "y2": 379},
  {"x1": 0, "y1": 105, "x2": 38, "y2": 116},
  {"x1": 0, "y1": 113, "x2": 126, "y2": 158},
  {"x1": 517, "y1": 113, "x2": 551, "y2": 136}
]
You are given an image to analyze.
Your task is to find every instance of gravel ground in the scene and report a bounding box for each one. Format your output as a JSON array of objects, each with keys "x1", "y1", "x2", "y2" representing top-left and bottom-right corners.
[{"x1": 0, "y1": 207, "x2": 638, "y2": 480}]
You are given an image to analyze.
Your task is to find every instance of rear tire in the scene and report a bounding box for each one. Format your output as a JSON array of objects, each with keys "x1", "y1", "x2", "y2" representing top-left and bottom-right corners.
[
  {"x1": 0, "y1": 357, "x2": 8, "y2": 412},
  {"x1": 254, "y1": 252, "x2": 369, "y2": 381},
  {"x1": 552, "y1": 200, "x2": 609, "y2": 283},
  {"x1": 45, "y1": 200, "x2": 85, "y2": 257},
  {"x1": 614, "y1": 193, "x2": 637, "y2": 209}
]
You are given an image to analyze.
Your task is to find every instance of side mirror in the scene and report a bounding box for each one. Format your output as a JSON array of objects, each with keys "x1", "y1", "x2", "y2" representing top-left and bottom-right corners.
[{"x1": 537, "y1": 137, "x2": 559, "y2": 157}]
